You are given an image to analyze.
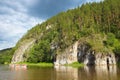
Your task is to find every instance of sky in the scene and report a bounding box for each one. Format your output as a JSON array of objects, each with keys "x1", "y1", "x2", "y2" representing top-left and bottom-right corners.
[{"x1": 0, "y1": 0, "x2": 101, "y2": 50}]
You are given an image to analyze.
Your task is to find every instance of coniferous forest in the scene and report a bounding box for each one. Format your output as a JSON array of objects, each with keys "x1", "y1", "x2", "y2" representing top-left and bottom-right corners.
[{"x1": 0, "y1": 0, "x2": 120, "y2": 63}]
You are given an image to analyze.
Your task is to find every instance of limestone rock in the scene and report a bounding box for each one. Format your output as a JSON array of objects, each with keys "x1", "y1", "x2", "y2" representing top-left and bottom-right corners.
[
  {"x1": 54, "y1": 41, "x2": 117, "y2": 66},
  {"x1": 54, "y1": 42, "x2": 78, "y2": 65},
  {"x1": 11, "y1": 39, "x2": 35, "y2": 63}
]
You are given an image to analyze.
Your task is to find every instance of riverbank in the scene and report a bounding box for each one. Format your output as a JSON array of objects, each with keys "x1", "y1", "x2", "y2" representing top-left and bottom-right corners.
[
  {"x1": 10, "y1": 62, "x2": 84, "y2": 68},
  {"x1": 65, "y1": 62, "x2": 84, "y2": 68},
  {"x1": 16, "y1": 62, "x2": 54, "y2": 67}
]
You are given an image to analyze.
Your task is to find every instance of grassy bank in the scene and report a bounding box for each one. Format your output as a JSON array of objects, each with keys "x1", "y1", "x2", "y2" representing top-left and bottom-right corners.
[
  {"x1": 17, "y1": 62, "x2": 54, "y2": 67},
  {"x1": 15, "y1": 62, "x2": 84, "y2": 68},
  {"x1": 65, "y1": 62, "x2": 84, "y2": 68}
]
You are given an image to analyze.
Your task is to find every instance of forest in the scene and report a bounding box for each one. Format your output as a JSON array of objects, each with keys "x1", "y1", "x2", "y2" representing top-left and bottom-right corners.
[{"x1": 0, "y1": 0, "x2": 120, "y2": 63}]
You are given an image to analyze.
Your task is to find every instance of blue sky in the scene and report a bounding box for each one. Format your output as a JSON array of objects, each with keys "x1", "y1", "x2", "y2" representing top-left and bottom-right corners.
[{"x1": 0, "y1": 0, "x2": 101, "y2": 50}]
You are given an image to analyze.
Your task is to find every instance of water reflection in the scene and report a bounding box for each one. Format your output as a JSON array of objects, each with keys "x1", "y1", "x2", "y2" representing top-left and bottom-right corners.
[
  {"x1": 54, "y1": 65, "x2": 118, "y2": 80},
  {"x1": 0, "y1": 65, "x2": 119, "y2": 80},
  {"x1": 9, "y1": 64, "x2": 27, "y2": 71},
  {"x1": 78, "y1": 66, "x2": 96, "y2": 80},
  {"x1": 54, "y1": 66, "x2": 78, "y2": 80},
  {"x1": 79, "y1": 65, "x2": 118, "y2": 80},
  {"x1": 95, "y1": 65, "x2": 117, "y2": 80}
]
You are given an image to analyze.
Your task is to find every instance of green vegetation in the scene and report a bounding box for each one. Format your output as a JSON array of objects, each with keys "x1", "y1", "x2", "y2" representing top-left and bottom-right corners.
[
  {"x1": 22, "y1": 0, "x2": 120, "y2": 63},
  {"x1": 0, "y1": 48, "x2": 15, "y2": 64},
  {"x1": 65, "y1": 62, "x2": 84, "y2": 68},
  {"x1": 27, "y1": 40, "x2": 52, "y2": 63},
  {"x1": 9, "y1": 0, "x2": 120, "y2": 63},
  {"x1": 17, "y1": 62, "x2": 83, "y2": 68},
  {"x1": 18, "y1": 62, "x2": 53, "y2": 67}
]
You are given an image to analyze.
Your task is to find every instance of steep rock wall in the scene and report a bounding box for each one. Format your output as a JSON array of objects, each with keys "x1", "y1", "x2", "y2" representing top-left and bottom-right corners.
[
  {"x1": 95, "y1": 53, "x2": 116, "y2": 65},
  {"x1": 54, "y1": 41, "x2": 117, "y2": 66},
  {"x1": 54, "y1": 42, "x2": 78, "y2": 65},
  {"x1": 11, "y1": 39, "x2": 35, "y2": 63}
]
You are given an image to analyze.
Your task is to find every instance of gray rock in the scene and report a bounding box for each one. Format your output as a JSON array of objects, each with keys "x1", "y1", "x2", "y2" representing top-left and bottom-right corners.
[{"x1": 54, "y1": 41, "x2": 117, "y2": 66}]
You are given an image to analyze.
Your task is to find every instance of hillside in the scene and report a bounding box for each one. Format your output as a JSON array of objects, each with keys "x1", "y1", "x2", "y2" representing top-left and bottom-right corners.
[
  {"x1": 9, "y1": 0, "x2": 120, "y2": 65},
  {"x1": 0, "y1": 48, "x2": 14, "y2": 64}
]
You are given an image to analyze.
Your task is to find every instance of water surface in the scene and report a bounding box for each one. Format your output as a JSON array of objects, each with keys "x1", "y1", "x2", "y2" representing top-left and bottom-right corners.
[{"x1": 0, "y1": 64, "x2": 120, "y2": 80}]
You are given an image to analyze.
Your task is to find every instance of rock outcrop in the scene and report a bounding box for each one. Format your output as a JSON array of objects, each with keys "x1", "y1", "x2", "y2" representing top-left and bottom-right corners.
[
  {"x1": 10, "y1": 0, "x2": 119, "y2": 66},
  {"x1": 54, "y1": 41, "x2": 117, "y2": 66},
  {"x1": 54, "y1": 42, "x2": 78, "y2": 65},
  {"x1": 11, "y1": 39, "x2": 35, "y2": 63},
  {"x1": 95, "y1": 53, "x2": 116, "y2": 65}
]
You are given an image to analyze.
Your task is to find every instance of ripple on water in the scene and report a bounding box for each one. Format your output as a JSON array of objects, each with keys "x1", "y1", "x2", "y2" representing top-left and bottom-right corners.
[{"x1": 0, "y1": 65, "x2": 120, "y2": 80}]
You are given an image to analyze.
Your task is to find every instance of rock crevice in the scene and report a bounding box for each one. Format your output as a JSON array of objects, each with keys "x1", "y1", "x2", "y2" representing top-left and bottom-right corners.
[
  {"x1": 54, "y1": 41, "x2": 117, "y2": 66},
  {"x1": 11, "y1": 39, "x2": 35, "y2": 63}
]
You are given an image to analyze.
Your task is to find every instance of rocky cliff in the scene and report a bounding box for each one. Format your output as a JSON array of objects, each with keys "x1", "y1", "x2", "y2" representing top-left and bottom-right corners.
[
  {"x1": 54, "y1": 41, "x2": 117, "y2": 66},
  {"x1": 11, "y1": 0, "x2": 120, "y2": 66},
  {"x1": 11, "y1": 39, "x2": 35, "y2": 63},
  {"x1": 54, "y1": 42, "x2": 78, "y2": 65}
]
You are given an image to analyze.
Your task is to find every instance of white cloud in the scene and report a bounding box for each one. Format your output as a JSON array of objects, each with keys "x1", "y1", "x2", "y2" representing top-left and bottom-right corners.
[
  {"x1": 86, "y1": 0, "x2": 102, "y2": 2},
  {"x1": 0, "y1": 0, "x2": 43, "y2": 50},
  {"x1": 0, "y1": 13, "x2": 42, "y2": 50},
  {"x1": 0, "y1": 41, "x2": 15, "y2": 50},
  {"x1": 0, "y1": 0, "x2": 102, "y2": 50}
]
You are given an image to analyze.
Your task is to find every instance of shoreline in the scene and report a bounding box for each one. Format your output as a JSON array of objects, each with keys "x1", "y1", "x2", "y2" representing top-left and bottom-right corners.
[{"x1": 10, "y1": 62, "x2": 84, "y2": 68}]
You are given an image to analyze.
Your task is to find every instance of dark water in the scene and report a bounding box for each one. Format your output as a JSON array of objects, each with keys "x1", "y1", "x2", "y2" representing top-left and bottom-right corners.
[{"x1": 0, "y1": 65, "x2": 120, "y2": 80}]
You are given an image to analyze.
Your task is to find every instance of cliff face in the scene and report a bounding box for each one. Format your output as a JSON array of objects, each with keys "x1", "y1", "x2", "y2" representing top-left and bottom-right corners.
[
  {"x1": 54, "y1": 42, "x2": 78, "y2": 65},
  {"x1": 54, "y1": 41, "x2": 117, "y2": 66},
  {"x1": 11, "y1": 0, "x2": 120, "y2": 65},
  {"x1": 11, "y1": 39, "x2": 117, "y2": 65},
  {"x1": 11, "y1": 39, "x2": 35, "y2": 63}
]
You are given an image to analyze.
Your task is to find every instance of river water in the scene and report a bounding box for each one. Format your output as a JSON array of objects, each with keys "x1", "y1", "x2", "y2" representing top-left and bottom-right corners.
[{"x1": 0, "y1": 65, "x2": 120, "y2": 80}]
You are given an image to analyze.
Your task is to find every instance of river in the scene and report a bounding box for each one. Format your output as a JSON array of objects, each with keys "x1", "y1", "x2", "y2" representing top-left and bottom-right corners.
[{"x1": 0, "y1": 65, "x2": 120, "y2": 80}]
